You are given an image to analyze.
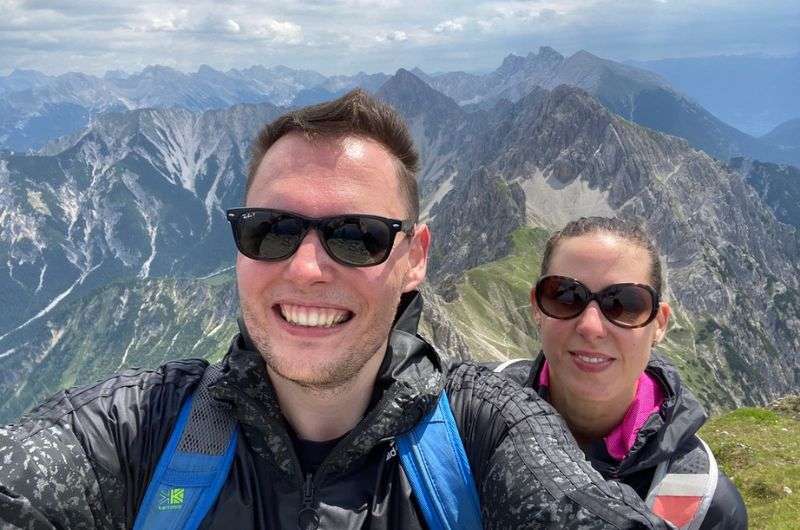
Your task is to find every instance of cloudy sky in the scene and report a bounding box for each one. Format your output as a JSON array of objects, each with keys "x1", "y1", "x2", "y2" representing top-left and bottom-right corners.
[{"x1": 1, "y1": 0, "x2": 798, "y2": 76}]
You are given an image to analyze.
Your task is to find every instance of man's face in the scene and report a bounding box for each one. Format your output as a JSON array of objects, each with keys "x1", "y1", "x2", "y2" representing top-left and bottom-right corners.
[{"x1": 237, "y1": 132, "x2": 429, "y2": 389}]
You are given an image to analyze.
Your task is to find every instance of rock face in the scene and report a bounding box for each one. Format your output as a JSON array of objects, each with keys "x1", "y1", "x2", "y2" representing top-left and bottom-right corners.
[
  {"x1": 0, "y1": 67, "x2": 798, "y2": 423},
  {"x1": 0, "y1": 102, "x2": 280, "y2": 340},
  {"x1": 421, "y1": 47, "x2": 799, "y2": 167},
  {"x1": 728, "y1": 157, "x2": 800, "y2": 229},
  {"x1": 383, "y1": 71, "x2": 800, "y2": 408}
]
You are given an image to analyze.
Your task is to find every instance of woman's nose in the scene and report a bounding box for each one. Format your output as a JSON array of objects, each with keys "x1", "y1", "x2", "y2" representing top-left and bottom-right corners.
[{"x1": 575, "y1": 301, "x2": 608, "y2": 340}]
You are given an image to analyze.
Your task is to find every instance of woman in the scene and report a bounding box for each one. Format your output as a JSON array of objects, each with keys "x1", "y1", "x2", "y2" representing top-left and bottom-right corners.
[{"x1": 495, "y1": 217, "x2": 747, "y2": 530}]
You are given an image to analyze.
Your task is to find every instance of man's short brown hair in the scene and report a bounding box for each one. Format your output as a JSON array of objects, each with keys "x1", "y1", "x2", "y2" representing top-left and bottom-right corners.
[{"x1": 247, "y1": 89, "x2": 420, "y2": 221}]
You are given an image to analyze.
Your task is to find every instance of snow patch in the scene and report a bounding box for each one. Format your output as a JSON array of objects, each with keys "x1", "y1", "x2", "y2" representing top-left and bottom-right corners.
[
  {"x1": 139, "y1": 224, "x2": 158, "y2": 278},
  {"x1": 35, "y1": 264, "x2": 47, "y2": 293},
  {"x1": 26, "y1": 190, "x2": 51, "y2": 216},
  {"x1": 0, "y1": 261, "x2": 102, "y2": 347},
  {"x1": 519, "y1": 168, "x2": 615, "y2": 229},
  {"x1": 421, "y1": 173, "x2": 455, "y2": 221},
  {"x1": 197, "y1": 265, "x2": 235, "y2": 280}
]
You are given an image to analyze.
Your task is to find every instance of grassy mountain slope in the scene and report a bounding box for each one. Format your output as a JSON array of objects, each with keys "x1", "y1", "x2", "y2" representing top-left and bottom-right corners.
[
  {"x1": 0, "y1": 272, "x2": 237, "y2": 422},
  {"x1": 428, "y1": 227, "x2": 547, "y2": 361},
  {"x1": 700, "y1": 398, "x2": 800, "y2": 529}
]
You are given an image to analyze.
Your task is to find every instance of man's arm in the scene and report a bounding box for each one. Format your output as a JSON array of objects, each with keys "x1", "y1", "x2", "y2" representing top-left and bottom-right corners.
[
  {"x1": 446, "y1": 363, "x2": 669, "y2": 529},
  {"x1": 0, "y1": 359, "x2": 207, "y2": 530},
  {"x1": 0, "y1": 421, "x2": 111, "y2": 529}
]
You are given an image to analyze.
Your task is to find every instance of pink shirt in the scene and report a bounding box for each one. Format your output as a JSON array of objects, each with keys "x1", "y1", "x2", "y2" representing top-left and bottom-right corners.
[{"x1": 539, "y1": 360, "x2": 664, "y2": 461}]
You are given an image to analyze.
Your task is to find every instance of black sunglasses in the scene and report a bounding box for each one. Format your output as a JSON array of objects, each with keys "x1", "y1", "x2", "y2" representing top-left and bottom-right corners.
[
  {"x1": 226, "y1": 208, "x2": 415, "y2": 267},
  {"x1": 533, "y1": 275, "x2": 660, "y2": 329}
]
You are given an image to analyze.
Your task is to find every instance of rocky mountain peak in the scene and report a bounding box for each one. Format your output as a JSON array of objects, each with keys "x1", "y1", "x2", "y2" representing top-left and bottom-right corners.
[
  {"x1": 409, "y1": 67, "x2": 430, "y2": 81},
  {"x1": 571, "y1": 49, "x2": 599, "y2": 60},
  {"x1": 7, "y1": 68, "x2": 49, "y2": 82},
  {"x1": 103, "y1": 69, "x2": 130, "y2": 81},
  {"x1": 139, "y1": 65, "x2": 183, "y2": 78},
  {"x1": 197, "y1": 64, "x2": 223, "y2": 77},
  {"x1": 377, "y1": 69, "x2": 463, "y2": 119},
  {"x1": 497, "y1": 54, "x2": 527, "y2": 75},
  {"x1": 532, "y1": 46, "x2": 565, "y2": 64}
]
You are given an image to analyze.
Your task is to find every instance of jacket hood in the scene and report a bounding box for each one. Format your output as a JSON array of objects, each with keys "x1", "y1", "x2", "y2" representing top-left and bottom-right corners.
[
  {"x1": 209, "y1": 290, "x2": 444, "y2": 484},
  {"x1": 529, "y1": 352, "x2": 708, "y2": 476}
]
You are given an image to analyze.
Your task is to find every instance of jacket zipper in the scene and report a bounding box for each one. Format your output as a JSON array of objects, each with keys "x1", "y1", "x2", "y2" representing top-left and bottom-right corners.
[{"x1": 298, "y1": 472, "x2": 319, "y2": 530}]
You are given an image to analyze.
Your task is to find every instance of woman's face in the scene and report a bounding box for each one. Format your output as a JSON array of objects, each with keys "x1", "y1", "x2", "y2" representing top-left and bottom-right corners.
[{"x1": 533, "y1": 232, "x2": 670, "y2": 404}]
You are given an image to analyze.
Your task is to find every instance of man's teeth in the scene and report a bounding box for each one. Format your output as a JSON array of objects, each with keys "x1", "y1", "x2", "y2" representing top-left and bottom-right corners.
[
  {"x1": 574, "y1": 354, "x2": 611, "y2": 364},
  {"x1": 280, "y1": 304, "x2": 350, "y2": 327}
]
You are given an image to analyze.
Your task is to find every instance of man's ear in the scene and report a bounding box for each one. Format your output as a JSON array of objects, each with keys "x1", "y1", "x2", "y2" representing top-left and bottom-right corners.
[{"x1": 402, "y1": 224, "x2": 430, "y2": 292}]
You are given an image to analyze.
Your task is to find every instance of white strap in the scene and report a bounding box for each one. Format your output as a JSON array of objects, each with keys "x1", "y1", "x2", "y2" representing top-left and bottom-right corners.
[
  {"x1": 687, "y1": 437, "x2": 718, "y2": 530},
  {"x1": 645, "y1": 435, "x2": 718, "y2": 530},
  {"x1": 493, "y1": 358, "x2": 528, "y2": 373}
]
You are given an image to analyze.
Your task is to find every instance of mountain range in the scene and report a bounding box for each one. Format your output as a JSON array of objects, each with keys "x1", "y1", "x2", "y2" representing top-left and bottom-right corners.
[
  {"x1": 0, "y1": 53, "x2": 798, "y2": 423},
  {"x1": 634, "y1": 54, "x2": 800, "y2": 136},
  {"x1": 0, "y1": 65, "x2": 377, "y2": 153},
  {"x1": 3, "y1": 48, "x2": 799, "y2": 170}
]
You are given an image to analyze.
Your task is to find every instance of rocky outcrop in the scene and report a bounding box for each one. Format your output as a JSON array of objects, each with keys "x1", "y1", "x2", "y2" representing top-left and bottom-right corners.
[{"x1": 383, "y1": 73, "x2": 800, "y2": 407}]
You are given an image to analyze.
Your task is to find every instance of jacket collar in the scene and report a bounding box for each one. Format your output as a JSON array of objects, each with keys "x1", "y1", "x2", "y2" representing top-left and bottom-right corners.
[
  {"x1": 208, "y1": 290, "x2": 444, "y2": 482},
  {"x1": 529, "y1": 351, "x2": 707, "y2": 475}
]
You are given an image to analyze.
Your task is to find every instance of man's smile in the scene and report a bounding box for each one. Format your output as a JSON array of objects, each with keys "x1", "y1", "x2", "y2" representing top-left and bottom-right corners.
[{"x1": 275, "y1": 303, "x2": 354, "y2": 328}]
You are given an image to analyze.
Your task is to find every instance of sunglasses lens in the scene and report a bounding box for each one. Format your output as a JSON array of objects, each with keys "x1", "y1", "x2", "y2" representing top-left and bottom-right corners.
[
  {"x1": 236, "y1": 212, "x2": 304, "y2": 260},
  {"x1": 323, "y1": 216, "x2": 394, "y2": 266},
  {"x1": 599, "y1": 285, "x2": 655, "y2": 327},
  {"x1": 536, "y1": 276, "x2": 588, "y2": 319}
]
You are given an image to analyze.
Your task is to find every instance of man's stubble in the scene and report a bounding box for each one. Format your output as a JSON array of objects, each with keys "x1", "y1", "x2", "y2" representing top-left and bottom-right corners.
[{"x1": 239, "y1": 289, "x2": 402, "y2": 394}]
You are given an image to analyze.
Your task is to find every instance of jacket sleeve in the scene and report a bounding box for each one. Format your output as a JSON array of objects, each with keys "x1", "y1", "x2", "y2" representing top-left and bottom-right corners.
[
  {"x1": 446, "y1": 363, "x2": 670, "y2": 529},
  {"x1": 699, "y1": 472, "x2": 747, "y2": 530},
  {"x1": 0, "y1": 360, "x2": 206, "y2": 530},
  {"x1": 0, "y1": 420, "x2": 111, "y2": 529}
]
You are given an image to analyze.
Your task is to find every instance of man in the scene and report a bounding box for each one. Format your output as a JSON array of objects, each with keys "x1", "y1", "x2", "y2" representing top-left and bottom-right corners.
[{"x1": 0, "y1": 90, "x2": 668, "y2": 529}]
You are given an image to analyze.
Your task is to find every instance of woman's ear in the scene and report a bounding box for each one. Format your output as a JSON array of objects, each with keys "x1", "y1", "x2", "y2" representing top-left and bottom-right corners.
[
  {"x1": 653, "y1": 302, "x2": 671, "y2": 344},
  {"x1": 530, "y1": 287, "x2": 542, "y2": 326}
]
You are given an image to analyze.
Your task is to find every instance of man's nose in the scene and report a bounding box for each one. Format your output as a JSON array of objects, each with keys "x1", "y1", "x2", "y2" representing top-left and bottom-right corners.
[
  {"x1": 575, "y1": 301, "x2": 608, "y2": 340},
  {"x1": 283, "y1": 231, "x2": 333, "y2": 283}
]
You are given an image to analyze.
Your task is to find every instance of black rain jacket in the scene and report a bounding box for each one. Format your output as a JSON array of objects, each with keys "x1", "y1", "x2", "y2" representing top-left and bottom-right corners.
[
  {"x1": 0, "y1": 293, "x2": 669, "y2": 529},
  {"x1": 495, "y1": 353, "x2": 748, "y2": 530}
]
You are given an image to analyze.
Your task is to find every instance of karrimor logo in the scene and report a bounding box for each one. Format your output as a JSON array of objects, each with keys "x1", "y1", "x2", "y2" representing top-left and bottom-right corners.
[{"x1": 158, "y1": 487, "x2": 185, "y2": 511}]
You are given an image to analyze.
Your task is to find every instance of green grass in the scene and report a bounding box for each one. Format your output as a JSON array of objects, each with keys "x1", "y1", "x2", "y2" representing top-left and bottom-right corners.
[
  {"x1": 700, "y1": 403, "x2": 800, "y2": 529},
  {"x1": 434, "y1": 227, "x2": 549, "y2": 361}
]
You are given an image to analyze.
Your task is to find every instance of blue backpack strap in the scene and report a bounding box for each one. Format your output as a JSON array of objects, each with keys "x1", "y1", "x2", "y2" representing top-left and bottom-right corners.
[
  {"x1": 134, "y1": 363, "x2": 238, "y2": 530},
  {"x1": 396, "y1": 390, "x2": 483, "y2": 530}
]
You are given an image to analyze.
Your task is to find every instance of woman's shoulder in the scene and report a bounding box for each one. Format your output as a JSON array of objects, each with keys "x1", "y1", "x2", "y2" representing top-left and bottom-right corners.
[
  {"x1": 702, "y1": 472, "x2": 748, "y2": 529},
  {"x1": 653, "y1": 434, "x2": 746, "y2": 530}
]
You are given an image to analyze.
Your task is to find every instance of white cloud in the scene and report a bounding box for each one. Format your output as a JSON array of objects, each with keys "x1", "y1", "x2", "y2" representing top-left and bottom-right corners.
[
  {"x1": 224, "y1": 19, "x2": 241, "y2": 34},
  {"x1": 375, "y1": 30, "x2": 408, "y2": 43},
  {"x1": 434, "y1": 19, "x2": 464, "y2": 33},
  {"x1": 249, "y1": 18, "x2": 303, "y2": 44},
  {"x1": 0, "y1": 0, "x2": 797, "y2": 76}
]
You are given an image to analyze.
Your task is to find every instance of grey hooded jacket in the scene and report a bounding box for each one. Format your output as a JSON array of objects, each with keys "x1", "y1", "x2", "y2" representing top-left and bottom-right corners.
[
  {"x1": 0, "y1": 292, "x2": 668, "y2": 529},
  {"x1": 493, "y1": 353, "x2": 747, "y2": 530}
]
